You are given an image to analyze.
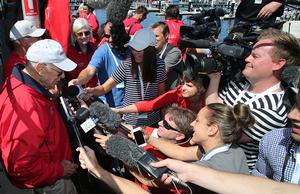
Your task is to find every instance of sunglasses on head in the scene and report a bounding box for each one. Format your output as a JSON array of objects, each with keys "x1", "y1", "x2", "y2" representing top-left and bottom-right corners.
[
  {"x1": 76, "y1": 31, "x2": 91, "y2": 37},
  {"x1": 162, "y1": 119, "x2": 180, "y2": 132}
]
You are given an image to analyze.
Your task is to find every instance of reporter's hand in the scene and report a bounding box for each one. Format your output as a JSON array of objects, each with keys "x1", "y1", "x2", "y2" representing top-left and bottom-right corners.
[
  {"x1": 207, "y1": 72, "x2": 222, "y2": 80},
  {"x1": 76, "y1": 146, "x2": 101, "y2": 173},
  {"x1": 257, "y1": 1, "x2": 282, "y2": 19},
  {"x1": 94, "y1": 134, "x2": 110, "y2": 149},
  {"x1": 68, "y1": 79, "x2": 79, "y2": 86},
  {"x1": 151, "y1": 159, "x2": 190, "y2": 183},
  {"x1": 61, "y1": 160, "x2": 78, "y2": 178}
]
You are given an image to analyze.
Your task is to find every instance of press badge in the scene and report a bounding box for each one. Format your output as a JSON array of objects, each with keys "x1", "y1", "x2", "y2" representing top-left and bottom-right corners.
[
  {"x1": 116, "y1": 82, "x2": 125, "y2": 89},
  {"x1": 255, "y1": 0, "x2": 262, "y2": 4}
]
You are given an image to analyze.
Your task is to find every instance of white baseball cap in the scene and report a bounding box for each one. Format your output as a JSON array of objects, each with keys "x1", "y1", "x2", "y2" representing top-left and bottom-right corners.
[
  {"x1": 26, "y1": 39, "x2": 77, "y2": 72},
  {"x1": 127, "y1": 28, "x2": 156, "y2": 51},
  {"x1": 10, "y1": 20, "x2": 46, "y2": 41}
]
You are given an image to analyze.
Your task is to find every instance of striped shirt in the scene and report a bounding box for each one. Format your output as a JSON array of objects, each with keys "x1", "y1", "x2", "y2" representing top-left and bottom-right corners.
[
  {"x1": 220, "y1": 80, "x2": 288, "y2": 170},
  {"x1": 112, "y1": 57, "x2": 167, "y2": 126}
]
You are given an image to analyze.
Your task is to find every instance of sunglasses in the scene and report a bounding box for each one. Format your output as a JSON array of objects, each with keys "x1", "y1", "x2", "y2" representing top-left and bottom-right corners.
[
  {"x1": 162, "y1": 119, "x2": 180, "y2": 132},
  {"x1": 76, "y1": 31, "x2": 91, "y2": 37}
]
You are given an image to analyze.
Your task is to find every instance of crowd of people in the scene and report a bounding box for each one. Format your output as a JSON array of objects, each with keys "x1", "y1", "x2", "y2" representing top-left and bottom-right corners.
[{"x1": 1, "y1": 2, "x2": 300, "y2": 194}]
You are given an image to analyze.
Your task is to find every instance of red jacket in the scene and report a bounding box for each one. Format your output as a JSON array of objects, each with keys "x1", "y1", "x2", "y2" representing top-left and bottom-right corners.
[
  {"x1": 164, "y1": 19, "x2": 184, "y2": 47},
  {"x1": 3, "y1": 51, "x2": 26, "y2": 81},
  {"x1": 0, "y1": 67, "x2": 73, "y2": 188},
  {"x1": 123, "y1": 17, "x2": 143, "y2": 36},
  {"x1": 135, "y1": 85, "x2": 190, "y2": 112},
  {"x1": 67, "y1": 42, "x2": 98, "y2": 87}
]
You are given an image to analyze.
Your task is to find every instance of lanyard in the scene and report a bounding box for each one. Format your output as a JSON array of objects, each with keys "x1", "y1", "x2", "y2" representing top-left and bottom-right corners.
[
  {"x1": 291, "y1": 145, "x2": 300, "y2": 184},
  {"x1": 201, "y1": 144, "x2": 232, "y2": 161},
  {"x1": 107, "y1": 43, "x2": 121, "y2": 67},
  {"x1": 234, "y1": 82, "x2": 281, "y2": 105},
  {"x1": 138, "y1": 65, "x2": 149, "y2": 101}
]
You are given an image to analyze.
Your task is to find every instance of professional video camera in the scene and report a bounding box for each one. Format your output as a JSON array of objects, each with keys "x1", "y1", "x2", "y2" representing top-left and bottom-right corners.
[
  {"x1": 181, "y1": 20, "x2": 284, "y2": 88},
  {"x1": 180, "y1": 7, "x2": 227, "y2": 40}
]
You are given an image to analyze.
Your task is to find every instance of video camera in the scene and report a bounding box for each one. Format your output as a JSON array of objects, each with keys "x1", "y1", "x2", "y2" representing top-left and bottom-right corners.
[
  {"x1": 180, "y1": 19, "x2": 284, "y2": 88},
  {"x1": 180, "y1": 7, "x2": 227, "y2": 40}
]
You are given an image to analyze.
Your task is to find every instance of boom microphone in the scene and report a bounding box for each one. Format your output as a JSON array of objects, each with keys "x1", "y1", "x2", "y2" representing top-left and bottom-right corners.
[
  {"x1": 106, "y1": 0, "x2": 134, "y2": 24},
  {"x1": 106, "y1": 135, "x2": 188, "y2": 186}
]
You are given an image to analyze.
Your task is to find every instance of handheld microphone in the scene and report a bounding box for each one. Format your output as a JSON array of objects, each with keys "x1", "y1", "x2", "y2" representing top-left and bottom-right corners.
[
  {"x1": 76, "y1": 101, "x2": 122, "y2": 134},
  {"x1": 106, "y1": 135, "x2": 188, "y2": 186}
]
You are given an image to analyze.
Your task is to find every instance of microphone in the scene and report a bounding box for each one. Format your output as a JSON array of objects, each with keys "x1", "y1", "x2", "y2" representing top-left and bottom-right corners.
[
  {"x1": 106, "y1": 135, "x2": 188, "y2": 186},
  {"x1": 285, "y1": 0, "x2": 300, "y2": 6},
  {"x1": 76, "y1": 101, "x2": 122, "y2": 134}
]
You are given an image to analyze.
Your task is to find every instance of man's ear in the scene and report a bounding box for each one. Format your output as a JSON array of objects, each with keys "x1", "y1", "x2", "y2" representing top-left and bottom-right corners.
[
  {"x1": 273, "y1": 58, "x2": 286, "y2": 71},
  {"x1": 175, "y1": 133, "x2": 185, "y2": 141},
  {"x1": 35, "y1": 63, "x2": 45, "y2": 74}
]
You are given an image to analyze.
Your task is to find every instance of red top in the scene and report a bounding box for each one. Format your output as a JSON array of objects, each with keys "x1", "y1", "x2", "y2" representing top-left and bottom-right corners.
[
  {"x1": 137, "y1": 127, "x2": 188, "y2": 194},
  {"x1": 164, "y1": 19, "x2": 184, "y2": 47},
  {"x1": 135, "y1": 85, "x2": 190, "y2": 112},
  {"x1": 66, "y1": 42, "x2": 98, "y2": 87},
  {"x1": 123, "y1": 17, "x2": 143, "y2": 36},
  {"x1": 0, "y1": 71, "x2": 73, "y2": 188},
  {"x1": 3, "y1": 51, "x2": 26, "y2": 81}
]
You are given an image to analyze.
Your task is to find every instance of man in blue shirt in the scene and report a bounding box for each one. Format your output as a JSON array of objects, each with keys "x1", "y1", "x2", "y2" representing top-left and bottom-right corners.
[
  {"x1": 69, "y1": 22, "x2": 130, "y2": 108},
  {"x1": 252, "y1": 84, "x2": 300, "y2": 184}
]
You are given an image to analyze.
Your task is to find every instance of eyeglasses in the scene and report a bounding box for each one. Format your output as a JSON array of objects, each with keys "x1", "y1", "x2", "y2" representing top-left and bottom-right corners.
[
  {"x1": 162, "y1": 119, "x2": 180, "y2": 132},
  {"x1": 76, "y1": 31, "x2": 91, "y2": 37},
  {"x1": 47, "y1": 65, "x2": 64, "y2": 77}
]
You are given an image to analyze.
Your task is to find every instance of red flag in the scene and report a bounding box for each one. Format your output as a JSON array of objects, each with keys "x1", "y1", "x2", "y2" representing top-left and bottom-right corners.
[{"x1": 44, "y1": 0, "x2": 70, "y2": 53}]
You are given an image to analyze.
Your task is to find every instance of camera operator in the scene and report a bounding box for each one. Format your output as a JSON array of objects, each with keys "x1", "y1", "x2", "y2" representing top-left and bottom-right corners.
[
  {"x1": 205, "y1": 28, "x2": 300, "y2": 170},
  {"x1": 235, "y1": 0, "x2": 284, "y2": 25},
  {"x1": 0, "y1": 39, "x2": 78, "y2": 193}
]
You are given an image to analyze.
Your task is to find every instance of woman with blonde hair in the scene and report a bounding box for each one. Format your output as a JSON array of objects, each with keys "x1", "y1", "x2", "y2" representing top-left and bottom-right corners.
[{"x1": 67, "y1": 18, "x2": 98, "y2": 87}]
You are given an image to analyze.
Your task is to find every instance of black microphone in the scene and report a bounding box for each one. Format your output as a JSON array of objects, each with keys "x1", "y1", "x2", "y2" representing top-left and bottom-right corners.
[
  {"x1": 106, "y1": 135, "x2": 188, "y2": 186},
  {"x1": 285, "y1": 0, "x2": 300, "y2": 6},
  {"x1": 76, "y1": 101, "x2": 122, "y2": 134}
]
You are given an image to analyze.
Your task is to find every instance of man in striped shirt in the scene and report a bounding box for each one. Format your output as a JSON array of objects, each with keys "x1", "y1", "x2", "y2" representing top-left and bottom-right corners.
[{"x1": 205, "y1": 28, "x2": 300, "y2": 170}]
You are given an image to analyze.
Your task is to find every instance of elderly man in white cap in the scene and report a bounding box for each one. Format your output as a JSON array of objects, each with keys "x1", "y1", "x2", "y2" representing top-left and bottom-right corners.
[
  {"x1": 0, "y1": 39, "x2": 78, "y2": 194},
  {"x1": 3, "y1": 20, "x2": 45, "y2": 82}
]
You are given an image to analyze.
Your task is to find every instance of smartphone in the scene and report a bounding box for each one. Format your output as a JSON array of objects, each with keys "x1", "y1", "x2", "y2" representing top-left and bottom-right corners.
[
  {"x1": 131, "y1": 127, "x2": 147, "y2": 147},
  {"x1": 76, "y1": 85, "x2": 90, "y2": 101}
]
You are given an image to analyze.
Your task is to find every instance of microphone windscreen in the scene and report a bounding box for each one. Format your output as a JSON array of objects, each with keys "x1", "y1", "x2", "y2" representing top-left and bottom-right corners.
[
  {"x1": 106, "y1": 135, "x2": 145, "y2": 168},
  {"x1": 89, "y1": 101, "x2": 122, "y2": 133},
  {"x1": 106, "y1": 0, "x2": 133, "y2": 24},
  {"x1": 86, "y1": 0, "x2": 110, "y2": 9},
  {"x1": 76, "y1": 107, "x2": 90, "y2": 120}
]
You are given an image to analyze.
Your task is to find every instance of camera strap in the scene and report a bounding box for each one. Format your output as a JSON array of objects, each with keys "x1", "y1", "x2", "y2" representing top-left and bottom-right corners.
[{"x1": 234, "y1": 82, "x2": 282, "y2": 105}]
